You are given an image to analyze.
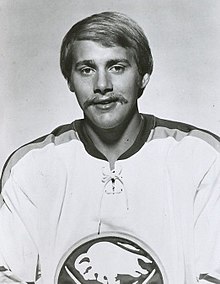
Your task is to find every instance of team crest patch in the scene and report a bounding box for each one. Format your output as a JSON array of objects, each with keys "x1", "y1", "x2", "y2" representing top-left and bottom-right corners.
[{"x1": 55, "y1": 233, "x2": 167, "y2": 284}]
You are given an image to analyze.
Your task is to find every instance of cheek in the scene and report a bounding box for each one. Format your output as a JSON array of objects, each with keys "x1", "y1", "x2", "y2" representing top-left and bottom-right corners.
[
  {"x1": 77, "y1": 81, "x2": 94, "y2": 97},
  {"x1": 114, "y1": 75, "x2": 138, "y2": 90},
  {"x1": 123, "y1": 77, "x2": 142, "y2": 98},
  {"x1": 72, "y1": 80, "x2": 91, "y2": 100},
  {"x1": 70, "y1": 72, "x2": 91, "y2": 91},
  {"x1": 134, "y1": 74, "x2": 143, "y2": 88}
]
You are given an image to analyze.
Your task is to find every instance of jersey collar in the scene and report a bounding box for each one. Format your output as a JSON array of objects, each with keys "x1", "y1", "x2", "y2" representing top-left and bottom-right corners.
[{"x1": 73, "y1": 114, "x2": 155, "y2": 161}]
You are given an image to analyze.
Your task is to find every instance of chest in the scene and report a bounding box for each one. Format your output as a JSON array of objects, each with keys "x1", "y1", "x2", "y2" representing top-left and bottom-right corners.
[{"x1": 38, "y1": 140, "x2": 198, "y2": 283}]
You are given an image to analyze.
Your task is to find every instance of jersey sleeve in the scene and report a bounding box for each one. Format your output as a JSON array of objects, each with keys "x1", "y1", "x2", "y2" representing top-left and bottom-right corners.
[
  {"x1": 194, "y1": 153, "x2": 220, "y2": 283},
  {"x1": 0, "y1": 171, "x2": 39, "y2": 283}
]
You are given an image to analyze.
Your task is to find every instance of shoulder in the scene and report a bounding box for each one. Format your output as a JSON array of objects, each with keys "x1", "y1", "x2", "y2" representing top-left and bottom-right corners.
[
  {"x1": 0, "y1": 120, "x2": 81, "y2": 192},
  {"x1": 143, "y1": 114, "x2": 220, "y2": 185},
  {"x1": 144, "y1": 114, "x2": 220, "y2": 153}
]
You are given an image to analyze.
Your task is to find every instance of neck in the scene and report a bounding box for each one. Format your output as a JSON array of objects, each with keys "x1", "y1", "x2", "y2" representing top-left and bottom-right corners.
[{"x1": 83, "y1": 110, "x2": 143, "y2": 169}]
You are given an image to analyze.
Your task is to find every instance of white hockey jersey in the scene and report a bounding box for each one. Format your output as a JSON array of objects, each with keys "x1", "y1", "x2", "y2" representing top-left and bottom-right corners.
[{"x1": 0, "y1": 114, "x2": 220, "y2": 284}]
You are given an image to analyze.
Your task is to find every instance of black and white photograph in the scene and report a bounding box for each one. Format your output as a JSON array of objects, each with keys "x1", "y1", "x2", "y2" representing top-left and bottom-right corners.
[{"x1": 0, "y1": 1, "x2": 220, "y2": 283}]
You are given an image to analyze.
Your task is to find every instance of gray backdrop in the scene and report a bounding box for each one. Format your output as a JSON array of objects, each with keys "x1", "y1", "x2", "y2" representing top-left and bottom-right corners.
[{"x1": 1, "y1": 0, "x2": 220, "y2": 170}]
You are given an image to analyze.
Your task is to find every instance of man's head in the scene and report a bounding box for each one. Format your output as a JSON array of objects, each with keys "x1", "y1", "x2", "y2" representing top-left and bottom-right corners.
[
  {"x1": 60, "y1": 11, "x2": 153, "y2": 83},
  {"x1": 60, "y1": 12, "x2": 153, "y2": 130}
]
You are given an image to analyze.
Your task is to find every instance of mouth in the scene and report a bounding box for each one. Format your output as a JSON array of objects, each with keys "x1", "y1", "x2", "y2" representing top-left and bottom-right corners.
[
  {"x1": 84, "y1": 94, "x2": 128, "y2": 110},
  {"x1": 93, "y1": 98, "x2": 118, "y2": 110},
  {"x1": 93, "y1": 96, "x2": 118, "y2": 104}
]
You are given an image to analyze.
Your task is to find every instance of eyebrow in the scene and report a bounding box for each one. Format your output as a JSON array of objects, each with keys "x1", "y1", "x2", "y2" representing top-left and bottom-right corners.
[
  {"x1": 75, "y1": 60, "x2": 95, "y2": 69},
  {"x1": 106, "y1": 59, "x2": 131, "y2": 68},
  {"x1": 75, "y1": 59, "x2": 131, "y2": 69}
]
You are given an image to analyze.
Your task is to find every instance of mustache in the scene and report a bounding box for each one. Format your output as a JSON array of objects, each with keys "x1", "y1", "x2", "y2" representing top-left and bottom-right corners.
[{"x1": 83, "y1": 93, "x2": 128, "y2": 109}]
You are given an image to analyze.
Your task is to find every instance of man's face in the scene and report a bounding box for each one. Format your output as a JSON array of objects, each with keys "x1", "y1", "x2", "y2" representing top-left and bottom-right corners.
[{"x1": 68, "y1": 40, "x2": 149, "y2": 130}]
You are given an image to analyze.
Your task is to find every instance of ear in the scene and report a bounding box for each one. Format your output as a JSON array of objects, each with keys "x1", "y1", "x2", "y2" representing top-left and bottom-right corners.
[
  {"x1": 140, "y1": 73, "x2": 150, "y2": 89},
  {"x1": 67, "y1": 79, "x2": 75, "y2": 92}
]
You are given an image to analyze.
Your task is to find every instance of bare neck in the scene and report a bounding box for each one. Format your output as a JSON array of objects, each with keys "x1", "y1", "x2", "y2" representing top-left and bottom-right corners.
[{"x1": 83, "y1": 111, "x2": 143, "y2": 169}]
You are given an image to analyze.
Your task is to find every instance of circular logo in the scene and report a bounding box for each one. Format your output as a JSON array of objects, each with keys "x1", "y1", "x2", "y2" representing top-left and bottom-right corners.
[{"x1": 55, "y1": 233, "x2": 167, "y2": 284}]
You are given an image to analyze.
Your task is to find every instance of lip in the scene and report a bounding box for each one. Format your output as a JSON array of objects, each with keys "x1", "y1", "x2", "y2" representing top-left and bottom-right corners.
[{"x1": 94, "y1": 101, "x2": 117, "y2": 111}]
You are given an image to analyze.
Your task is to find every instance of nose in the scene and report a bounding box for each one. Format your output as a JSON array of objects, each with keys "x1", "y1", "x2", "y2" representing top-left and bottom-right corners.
[{"x1": 93, "y1": 70, "x2": 113, "y2": 95}]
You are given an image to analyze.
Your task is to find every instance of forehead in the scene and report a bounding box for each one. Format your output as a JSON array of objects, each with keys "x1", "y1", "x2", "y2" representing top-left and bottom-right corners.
[{"x1": 71, "y1": 40, "x2": 135, "y2": 64}]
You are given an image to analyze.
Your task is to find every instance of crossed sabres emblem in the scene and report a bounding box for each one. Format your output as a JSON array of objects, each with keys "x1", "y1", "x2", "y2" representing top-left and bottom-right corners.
[{"x1": 57, "y1": 235, "x2": 165, "y2": 284}]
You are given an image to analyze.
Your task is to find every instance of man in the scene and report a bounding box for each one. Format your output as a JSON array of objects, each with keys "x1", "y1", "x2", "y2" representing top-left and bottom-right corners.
[{"x1": 0, "y1": 11, "x2": 220, "y2": 284}]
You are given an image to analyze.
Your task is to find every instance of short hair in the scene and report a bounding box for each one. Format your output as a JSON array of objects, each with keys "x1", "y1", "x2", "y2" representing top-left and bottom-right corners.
[{"x1": 60, "y1": 11, "x2": 153, "y2": 82}]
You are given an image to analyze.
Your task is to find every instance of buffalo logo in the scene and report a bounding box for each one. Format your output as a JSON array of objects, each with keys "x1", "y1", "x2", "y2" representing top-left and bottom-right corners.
[{"x1": 56, "y1": 233, "x2": 166, "y2": 284}]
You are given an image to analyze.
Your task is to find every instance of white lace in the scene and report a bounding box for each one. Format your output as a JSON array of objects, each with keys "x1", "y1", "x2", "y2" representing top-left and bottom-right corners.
[
  {"x1": 102, "y1": 166, "x2": 124, "y2": 194},
  {"x1": 98, "y1": 166, "x2": 129, "y2": 234}
]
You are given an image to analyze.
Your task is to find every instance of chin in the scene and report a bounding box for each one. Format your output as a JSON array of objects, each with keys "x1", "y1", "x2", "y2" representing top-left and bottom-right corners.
[
  {"x1": 92, "y1": 119, "x2": 121, "y2": 130},
  {"x1": 96, "y1": 123, "x2": 119, "y2": 130}
]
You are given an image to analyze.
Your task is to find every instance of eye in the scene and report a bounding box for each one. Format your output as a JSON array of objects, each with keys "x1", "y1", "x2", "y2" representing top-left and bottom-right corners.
[
  {"x1": 80, "y1": 67, "x2": 95, "y2": 76},
  {"x1": 109, "y1": 65, "x2": 125, "y2": 74}
]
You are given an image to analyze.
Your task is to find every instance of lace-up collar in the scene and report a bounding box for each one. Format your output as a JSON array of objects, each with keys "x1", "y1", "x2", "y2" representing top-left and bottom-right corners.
[{"x1": 98, "y1": 165, "x2": 129, "y2": 234}]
